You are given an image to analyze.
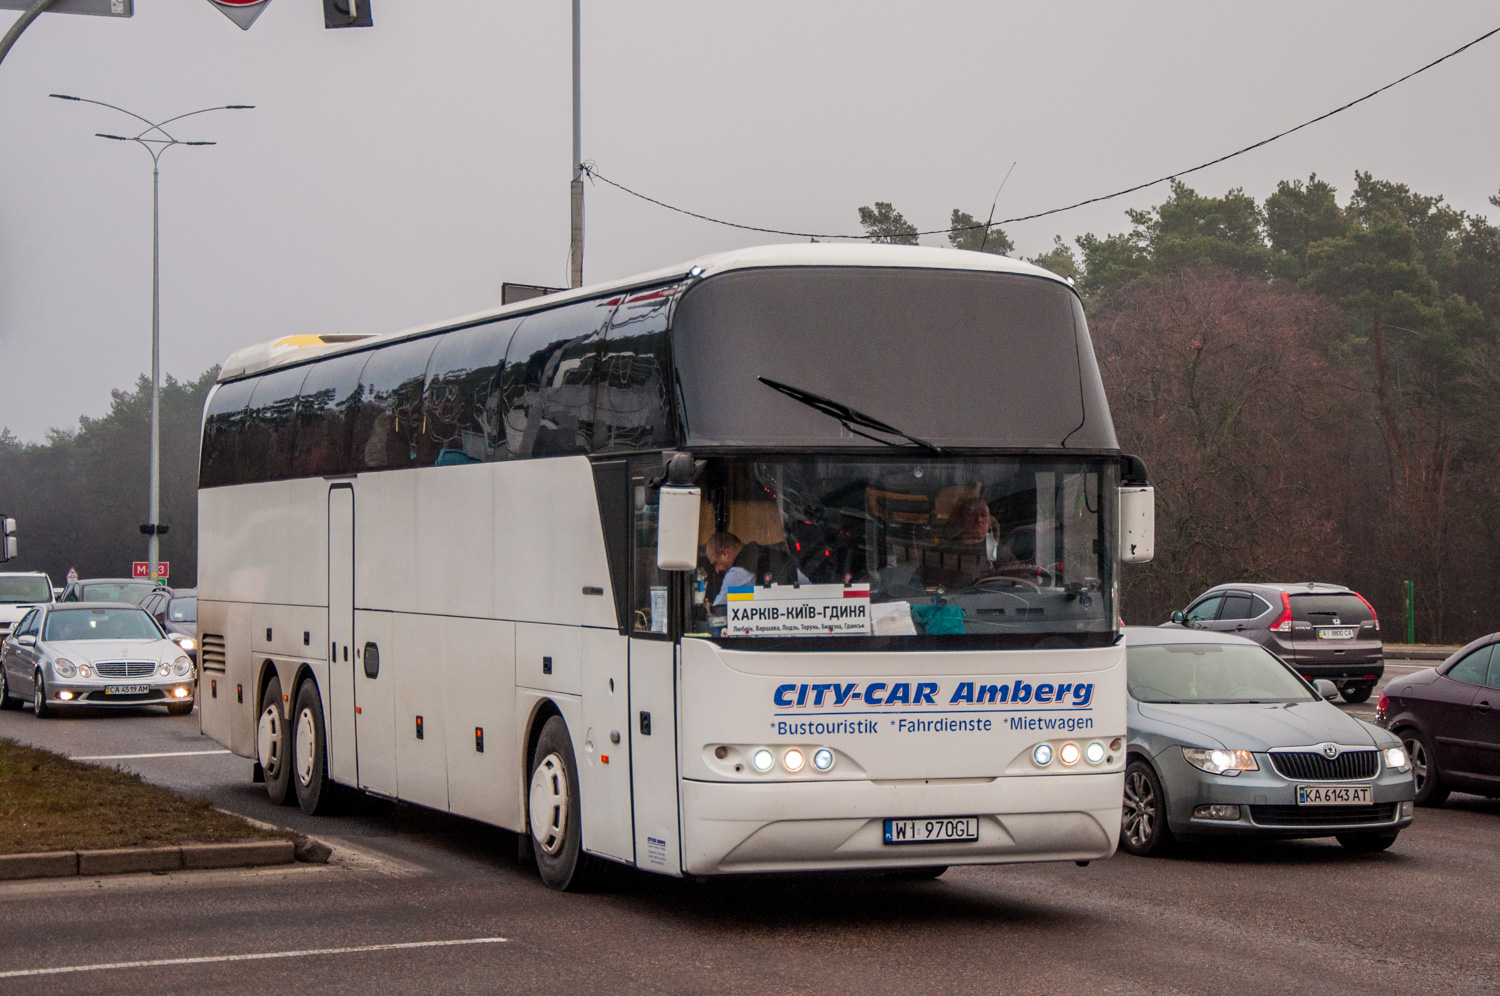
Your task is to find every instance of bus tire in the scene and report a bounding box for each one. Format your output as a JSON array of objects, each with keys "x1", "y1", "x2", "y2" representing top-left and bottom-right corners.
[
  {"x1": 258, "y1": 676, "x2": 294, "y2": 806},
  {"x1": 529, "y1": 715, "x2": 601, "y2": 892},
  {"x1": 291, "y1": 680, "x2": 338, "y2": 816}
]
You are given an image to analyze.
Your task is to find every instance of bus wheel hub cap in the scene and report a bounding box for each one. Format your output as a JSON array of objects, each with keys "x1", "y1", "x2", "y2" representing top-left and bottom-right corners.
[
  {"x1": 529, "y1": 754, "x2": 569, "y2": 855},
  {"x1": 296, "y1": 708, "x2": 316, "y2": 786},
  {"x1": 257, "y1": 706, "x2": 280, "y2": 775}
]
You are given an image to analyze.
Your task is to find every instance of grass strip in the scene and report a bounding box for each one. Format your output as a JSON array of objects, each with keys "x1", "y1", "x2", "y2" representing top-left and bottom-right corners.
[{"x1": 0, "y1": 737, "x2": 285, "y2": 855}]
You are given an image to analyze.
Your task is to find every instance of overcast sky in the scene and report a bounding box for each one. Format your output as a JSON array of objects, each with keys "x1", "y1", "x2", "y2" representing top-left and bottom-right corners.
[{"x1": 1, "y1": 1, "x2": 1497, "y2": 442}]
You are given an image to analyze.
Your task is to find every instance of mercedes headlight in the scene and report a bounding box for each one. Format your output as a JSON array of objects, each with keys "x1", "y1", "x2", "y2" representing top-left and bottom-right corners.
[
  {"x1": 1383, "y1": 746, "x2": 1411, "y2": 772},
  {"x1": 1182, "y1": 747, "x2": 1258, "y2": 776},
  {"x1": 53, "y1": 659, "x2": 76, "y2": 679},
  {"x1": 171, "y1": 657, "x2": 192, "y2": 677}
]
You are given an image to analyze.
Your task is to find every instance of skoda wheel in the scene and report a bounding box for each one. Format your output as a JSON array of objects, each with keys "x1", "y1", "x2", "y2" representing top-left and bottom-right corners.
[
  {"x1": 291, "y1": 680, "x2": 339, "y2": 815},
  {"x1": 32, "y1": 672, "x2": 51, "y2": 718},
  {"x1": 1121, "y1": 760, "x2": 1174, "y2": 856},
  {"x1": 258, "y1": 676, "x2": 294, "y2": 805},
  {"x1": 529, "y1": 715, "x2": 602, "y2": 891},
  {"x1": 1337, "y1": 830, "x2": 1399, "y2": 853},
  {"x1": 1402, "y1": 727, "x2": 1449, "y2": 807},
  {"x1": 0, "y1": 668, "x2": 19, "y2": 710}
]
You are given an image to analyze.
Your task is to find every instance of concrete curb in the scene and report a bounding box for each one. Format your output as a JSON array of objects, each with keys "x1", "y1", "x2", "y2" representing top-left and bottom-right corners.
[{"x1": 0, "y1": 839, "x2": 295, "y2": 882}]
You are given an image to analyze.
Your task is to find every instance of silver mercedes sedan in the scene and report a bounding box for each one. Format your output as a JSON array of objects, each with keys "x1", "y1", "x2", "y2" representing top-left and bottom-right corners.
[
  {"x1": 0, "y1": 602, "x2": 196, "y2": 717},
  {"x1": 1120, "y1": 626, "x2": 1415, "y2": 856}
]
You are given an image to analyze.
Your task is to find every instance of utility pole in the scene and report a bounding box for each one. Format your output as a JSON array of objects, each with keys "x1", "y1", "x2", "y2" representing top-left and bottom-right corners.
[
  {"x1": 568, "y1": 0, "x2": 583, "y2": 288},
  {"x1": 52, "y1": 94, "x2": 252, "y2": 581}
]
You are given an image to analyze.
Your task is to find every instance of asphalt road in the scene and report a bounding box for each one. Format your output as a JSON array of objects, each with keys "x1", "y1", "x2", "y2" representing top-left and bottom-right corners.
[{"x1": 0, "y1": 659, "x2": 1496, "y2": 995}]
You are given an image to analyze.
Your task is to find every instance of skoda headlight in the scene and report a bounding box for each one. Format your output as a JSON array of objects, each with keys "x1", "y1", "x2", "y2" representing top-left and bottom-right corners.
[
  {"x1": 171, "y1": 657, "x2": 192, "y2": 677},
  {"x1": 1182, "y1": 747, "x2": 1258, "y2": 776},
  {"x1": 1383, "y1": 745, "x2": 1411, "y2": 772},
  {"x1": 53, "y1": 659, "x2": 77, "y2": 679}
]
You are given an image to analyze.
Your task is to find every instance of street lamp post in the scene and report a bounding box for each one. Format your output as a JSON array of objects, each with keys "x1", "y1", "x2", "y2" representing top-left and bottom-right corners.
[{"x1": 51, "y1": 94, "x2": 252, "y2": 581}]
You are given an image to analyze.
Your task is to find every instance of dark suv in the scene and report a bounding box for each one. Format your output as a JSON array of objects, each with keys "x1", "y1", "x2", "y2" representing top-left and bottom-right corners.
[{"x1": 1171, "y1": 583, "x2": 1383, "y2": 703}]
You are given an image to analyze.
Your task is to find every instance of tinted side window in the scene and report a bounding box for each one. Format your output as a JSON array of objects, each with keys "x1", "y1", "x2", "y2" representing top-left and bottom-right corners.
[
  {"x1": 1487, "y1": 653, "x2": 1500, "y2": 691},
  {"x1": 199, "y1": 378, "x2": 257, "y2": 488},
  {"x1": 14, "y1": 610, "x2": 36, "y2": 637},
  {"x1": 293, "y1": 352, "x2": 369, "y2": 477},
  {"x1": 1219, "y1": 594, "x2": 1254, "y2": 621},
  {"x1": 1185, "y1": 596, "x2": 1223, "y2": 624},
  {"x1": 594, "y1": 285, "x2": 680, "y2": 453},
  {"x1": 420, "y1": 319, "x2": 518, "y2": 465},
  {"x1": 500, "y1": 297, "x2": 619, "y2": 459},
  {"x1": 1250, "y1": 595, "x2": 1272, "y2": 618},
  {"x1": 1448, "y1": 646, "x2": 1493, "y2": 685},
  {"x1": 241, "y1": 366, "x2": 310, "y2": 483},
  {"x1": 351, "y1": 337, "x2": 439, "y2": 472}
]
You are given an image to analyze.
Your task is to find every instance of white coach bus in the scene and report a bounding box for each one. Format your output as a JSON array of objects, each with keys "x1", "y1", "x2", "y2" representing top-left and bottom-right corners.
[{"x1": 196, "y1": 244, "x2": 1154, "y2": 889}]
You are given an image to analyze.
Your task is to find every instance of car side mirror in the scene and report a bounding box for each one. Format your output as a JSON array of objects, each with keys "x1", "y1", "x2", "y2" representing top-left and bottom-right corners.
[
  {"x1": 17, "y1": 635, "x2": 36, "y2": 647},
  {"x1": 1170, "y1": 610, "x2": 1184, "y2": 625},
  {"x1": 1314, "y1": 679, "x2": 1339, "y2": 702}
]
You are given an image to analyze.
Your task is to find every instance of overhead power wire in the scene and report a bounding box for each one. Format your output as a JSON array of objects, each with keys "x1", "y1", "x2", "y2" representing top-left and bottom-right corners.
[{"x1": 582, "y1": 24, "x2": 1500, "y2": 241}]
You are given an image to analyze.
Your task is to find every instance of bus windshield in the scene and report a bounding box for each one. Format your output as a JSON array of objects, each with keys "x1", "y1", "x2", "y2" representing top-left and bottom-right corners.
[{"x1": 687, "y1": 454, "x2": 1116, "y2": 646}]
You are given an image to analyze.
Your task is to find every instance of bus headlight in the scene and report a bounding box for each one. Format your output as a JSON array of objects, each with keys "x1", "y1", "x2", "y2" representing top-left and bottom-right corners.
[
  {"x1": 812, "y1": 748, "x2": 834, "y2": 772},
  {"x1": 751, "y1": 749, "x2": 774, "y2": 773},
  {"x1": 1033, "y1": 744, "x2": 1053, "y2": 766},
  {"x1": 1059, "y1": 742, "x2": 1081, "y2": 766},
  {"x1": 1085, "y1": 742, "x2": 1106, "y2": 765},
  {"x1": 783, "y1": 749, "x2": 805, "y2": 772}
]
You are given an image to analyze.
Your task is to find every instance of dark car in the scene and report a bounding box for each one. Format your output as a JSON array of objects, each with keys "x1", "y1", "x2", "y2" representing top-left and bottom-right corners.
[
  {"x1": 138, "y1": 587, "x2": 197, "y2": 663},
  {"x1": 1171, "y1": 583, "x2": 1383, "y2": 703},
  {"x1": 1378, "y1": 635, "x2": 1500, "y2": 805},
  {"x1": 61, "y1": 578, "x2": 160, "y2": 606}
]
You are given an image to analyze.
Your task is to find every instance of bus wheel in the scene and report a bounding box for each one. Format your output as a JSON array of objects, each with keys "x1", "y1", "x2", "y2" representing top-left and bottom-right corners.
[
  {"x1": 258, "y1": 677, "x2": 294, "y2": 806},
  {"x1": 291, "y1": 680, "x2": 337, "y2": 816},
  {"x1": 529, "y1": 715, "x2": 601, "y2": 891}
]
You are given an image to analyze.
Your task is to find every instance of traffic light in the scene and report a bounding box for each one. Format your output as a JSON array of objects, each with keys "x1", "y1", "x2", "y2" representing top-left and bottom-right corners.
[
  {"x1": 1, "y1": 517, "x2": 16, "y2": 562},
  {"x1": 323, "y1": 0, "x2": 371, "y2": 28}
]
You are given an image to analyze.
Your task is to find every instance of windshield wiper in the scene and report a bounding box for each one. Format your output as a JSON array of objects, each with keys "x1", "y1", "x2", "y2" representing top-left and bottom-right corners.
[{"x1": 757, "y1": 376, "x2": 942, "y2": 453}]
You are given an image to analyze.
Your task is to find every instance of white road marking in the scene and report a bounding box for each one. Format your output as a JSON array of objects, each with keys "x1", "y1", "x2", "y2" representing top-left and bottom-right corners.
[
  {"x1": 70, "y1": 749, "x2": 232, "y2": 760},
  {"x1": 0, "y1": 937, "x2": 508, "y2": 980}
]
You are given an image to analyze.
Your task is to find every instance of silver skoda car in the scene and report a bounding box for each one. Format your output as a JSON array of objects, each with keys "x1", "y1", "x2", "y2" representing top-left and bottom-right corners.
[
  {"x1": 1120, "y1": 626, "x2": 1414, "y2": 856},
  {"x1": 0, "y1": 603, "x2": 196, "y2": 717}
]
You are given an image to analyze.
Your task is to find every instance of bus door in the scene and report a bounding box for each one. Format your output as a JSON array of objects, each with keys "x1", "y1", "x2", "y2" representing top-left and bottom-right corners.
[
  {"x1": 627, "y1": 462, "x2": 682, "y2": 875},
  {"x1": 327, "y1": 486, "x2": 357, "y2": 784}
]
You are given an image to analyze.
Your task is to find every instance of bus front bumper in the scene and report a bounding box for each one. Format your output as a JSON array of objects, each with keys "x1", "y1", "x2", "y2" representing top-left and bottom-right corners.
[{"x1": 679, "y1": 772, "x2": 1122, "y2": 876}]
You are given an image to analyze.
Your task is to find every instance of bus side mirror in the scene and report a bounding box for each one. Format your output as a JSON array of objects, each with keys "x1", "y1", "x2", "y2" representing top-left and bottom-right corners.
[
  {"x1": 1120, "y1": 485, "x2": 1155, "y2": 563},
  {"x1": 657, "y1": 486, "x2": 701, "y2": 571}
]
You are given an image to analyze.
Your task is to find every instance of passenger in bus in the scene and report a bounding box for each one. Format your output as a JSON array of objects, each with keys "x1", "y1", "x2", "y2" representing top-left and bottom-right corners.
[{"x1": 705, "y1": 531, "x2": 810, "y2": 607}]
